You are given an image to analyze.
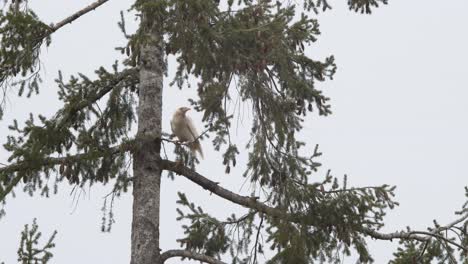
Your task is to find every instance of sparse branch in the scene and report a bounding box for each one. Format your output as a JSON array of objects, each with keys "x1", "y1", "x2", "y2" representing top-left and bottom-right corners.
[
  {"x1": 363, "y1": 227, "x2": 467, "y2": 251},
  {"x1": 161, "y1": 159, "x2": 468, "y2": 252},
  {"x1": 320, "y1": 186, "x2": 387, "y2": 194},
  {"x1": 432, "y1": 209, "x2": 468, "y2": 233},
  {"x1": 160, "y1": 249, "x2": 226, "y2": 264},
  {"x1": 48, "y1": 0, "x2": 110, "y2": 33},
  {"x1": 362, "y1": 210, "x2": 468, "y2": 251}
]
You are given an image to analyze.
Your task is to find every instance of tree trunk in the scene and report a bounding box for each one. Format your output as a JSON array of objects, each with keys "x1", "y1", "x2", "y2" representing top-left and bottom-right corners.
[{"x1": 130, "y1": 9, "x2": 165, "y2": 264}]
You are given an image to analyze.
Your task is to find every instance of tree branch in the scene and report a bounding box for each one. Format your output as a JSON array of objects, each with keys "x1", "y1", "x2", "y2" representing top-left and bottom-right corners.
[
  {"x1": 0, "y1": 66, "x2": 136, "y2": 200},
  {"x1": 362, "y1": 227, "x2": 467, "y2": 251},
  {"x1": 160, "y1": 249, "x2": 226, "y2": 264},
  {"x1": 160, "y1": 159, "x2": 288, "y2": 220},
  {"x1": 361, "y1": 209, "x2": 468, "y2": 250},
  {"x1": 53, "y1": 67, "x2": 137, "y2": 130},
  {"x1": 0, "y1": 0, "x2": 111, "y2": 94},
  {"x1": 0, "y1": 141, "x2": 133, "y2": 175},
  {"x1": 0, "y1": 140, "x2": 134, "y2": 201},
  {"x1": 160, "y1": 159, "x2": 468, "y2": 251},
  {"x1": 49, "y1": 0, "x2": 110, "y2": 33}
]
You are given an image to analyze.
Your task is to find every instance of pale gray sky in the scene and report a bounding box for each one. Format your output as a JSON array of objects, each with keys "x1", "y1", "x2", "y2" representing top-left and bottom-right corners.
[{"x1": 1, "y1": 1, "x2": 467, "y2": 263}]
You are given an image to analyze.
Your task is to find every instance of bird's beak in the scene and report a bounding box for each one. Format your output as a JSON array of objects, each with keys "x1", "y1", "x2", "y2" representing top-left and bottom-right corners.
[{"x1": 184, "y1": 108, "x2": 191, "y2": 112}]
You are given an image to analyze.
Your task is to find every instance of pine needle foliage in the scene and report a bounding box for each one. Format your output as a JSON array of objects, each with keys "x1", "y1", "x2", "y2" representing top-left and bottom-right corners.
[
  {"x1": 16, "y1": 219, "x2": 57, "y2": 264},
  {"x1": 0, "y1": 0, "x2": 467, "y2": 263},
  {"x1": 0, "y1": 63, "x2": 137, "y2": 200},
  {"x1": 0, "y1": 5, "x2": 51, "y2": 118}
]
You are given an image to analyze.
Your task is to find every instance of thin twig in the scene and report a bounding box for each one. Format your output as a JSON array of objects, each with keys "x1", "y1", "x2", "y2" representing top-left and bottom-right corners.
[
  {"x1": 417, "y1": 241, "x2": 429, "y2": 261},
  {"x1": 252, "y1": 214, "x2": 264, "y2": 264}
]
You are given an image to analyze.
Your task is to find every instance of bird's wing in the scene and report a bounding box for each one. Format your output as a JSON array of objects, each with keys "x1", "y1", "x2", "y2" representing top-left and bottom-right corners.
[
  {"x1": 184, "y1": 116, "x2": 199, "y2": 141},
  {"x1": 170, "y1": 118, "x2": 175, "y2": 134}
]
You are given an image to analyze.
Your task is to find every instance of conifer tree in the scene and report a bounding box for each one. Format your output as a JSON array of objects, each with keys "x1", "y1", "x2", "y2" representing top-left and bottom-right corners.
[{"x1": 0, "y1": 0, "x2": 467, "y2": 264}]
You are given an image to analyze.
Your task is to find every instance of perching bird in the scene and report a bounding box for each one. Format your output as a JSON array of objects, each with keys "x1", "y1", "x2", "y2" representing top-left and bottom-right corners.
[{"x1": 170, "y1": 107, "x2": 204, "y2": 159}]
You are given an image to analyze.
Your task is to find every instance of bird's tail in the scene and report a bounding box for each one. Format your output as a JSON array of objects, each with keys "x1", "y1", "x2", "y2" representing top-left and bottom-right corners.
[{"x1": 189, "y1": 140, "x2": 204, "y2": 159}]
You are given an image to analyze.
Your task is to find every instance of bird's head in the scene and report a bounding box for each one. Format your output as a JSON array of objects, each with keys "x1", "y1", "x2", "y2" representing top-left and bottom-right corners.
[{"x1": 177, "y1": 106, "x2": 191, "y2": 115}]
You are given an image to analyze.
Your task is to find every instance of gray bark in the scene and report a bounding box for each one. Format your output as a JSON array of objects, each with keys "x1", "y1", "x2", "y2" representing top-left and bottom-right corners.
[{"x1": 131, "y1": 9, "x2": 165, "y2": 264}]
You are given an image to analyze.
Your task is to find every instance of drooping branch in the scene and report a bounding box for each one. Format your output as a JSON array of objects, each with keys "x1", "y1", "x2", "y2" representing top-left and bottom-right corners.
[
  {"x1": 0, "y1": 0, "x2": 112, "y2": 97},
  {"x1": 48, "y1": 0, "x2": 110, "y2": 33},
  {"x1": 53, "y1": 67, "x2": 138, "y2": 130},
  {"x1": 0, "y1": 140, "x2": 134, "y2": 201},
  {"x1": 0, "y1": 141, "x2": 133, "y2": 175},
  {"x1": 160, "y1": 249, "x2": 226, "y2": 264},
  {"x1": 2, "y1": 65, "x2": 143, "y2": 196},
  {"x1": 160, "y1": 159, "x2": 468, "y2": 252}
]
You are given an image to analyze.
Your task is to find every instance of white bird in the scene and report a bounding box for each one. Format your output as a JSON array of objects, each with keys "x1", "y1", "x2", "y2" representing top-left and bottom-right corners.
[{"x1": 170, "y1": 107, "x2": 204, "y2": 159}]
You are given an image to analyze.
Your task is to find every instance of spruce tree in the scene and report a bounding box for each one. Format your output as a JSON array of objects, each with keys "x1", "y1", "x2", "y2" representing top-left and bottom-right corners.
[{"x1": 0, "y1": 0, "x2": 467, "y2": 264}]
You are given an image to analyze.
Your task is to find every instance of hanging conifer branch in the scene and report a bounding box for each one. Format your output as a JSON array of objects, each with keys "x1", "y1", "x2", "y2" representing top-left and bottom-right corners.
[
  {"x1": 0, "y1": 0, "x2": 112, "y2": 117},
  {"x1": 160, "y1": 159, "x2": 468, "y2": 253},
  {"x1": 1, "y1": 65, "x2": 138, "y2": 196},
  {"x1": 0, "y1": 140, "x2": 134, "y2": 176},
  {"x1": 0, "y1": 140, "x2": 134, "y2": 202}
]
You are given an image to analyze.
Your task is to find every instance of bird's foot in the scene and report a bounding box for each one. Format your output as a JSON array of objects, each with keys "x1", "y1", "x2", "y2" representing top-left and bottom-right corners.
[{"x1": 172, "y1": 159, "x2": 183, "y2": 170}]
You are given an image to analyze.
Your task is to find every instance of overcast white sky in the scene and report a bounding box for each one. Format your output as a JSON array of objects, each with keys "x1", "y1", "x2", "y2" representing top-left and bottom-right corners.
[{"x1": 1, "y1": 1, "x2": 467, "y2": 263}]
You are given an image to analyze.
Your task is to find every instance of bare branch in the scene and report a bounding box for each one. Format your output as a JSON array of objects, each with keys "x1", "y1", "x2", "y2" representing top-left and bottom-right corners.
[
  {"x1": 160, "y1": 249, "x2": 226, "y2": 264},
  {"x1": 432, "y1": 209, "x2": 468, "y2": 233},
  {"x1": 320, "y1": 186, "x2": 386, "y2": 194},
  {"x1": 160, "y1": 159, "x2": 287, "y2": 220},
  {"x1": 362, "y1": 211, "x2": 468, "y2": 251},
  {"x1": 49, "y1": 0, "x2": 110, "y2": 33},
  {"x1": 363, "y1": 228, "x2": 467, "y2": 251},
  {"x1": 160, "y1": 159, "x2": 468, "y2": 252}
]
